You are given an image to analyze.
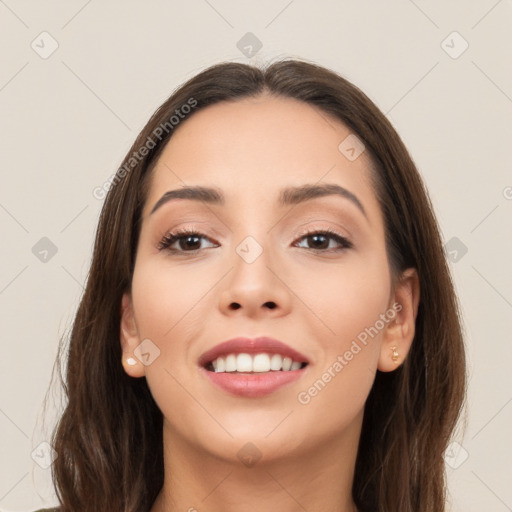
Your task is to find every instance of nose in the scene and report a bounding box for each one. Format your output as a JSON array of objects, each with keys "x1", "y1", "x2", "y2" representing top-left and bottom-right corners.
[{"x1": 218, "y1": 239, "x2": 292, "y2": 319}]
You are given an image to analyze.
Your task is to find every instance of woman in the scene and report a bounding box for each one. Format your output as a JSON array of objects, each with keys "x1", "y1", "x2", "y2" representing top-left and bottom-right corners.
[{"x1": 38, "y1": 58, "x2": 466, "y2": 512}]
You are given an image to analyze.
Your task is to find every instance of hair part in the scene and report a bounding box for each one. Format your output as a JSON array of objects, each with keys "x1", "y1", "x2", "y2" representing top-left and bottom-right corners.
[{"x1": 48, "y1": 58, "x2": 466, "y2": 512}]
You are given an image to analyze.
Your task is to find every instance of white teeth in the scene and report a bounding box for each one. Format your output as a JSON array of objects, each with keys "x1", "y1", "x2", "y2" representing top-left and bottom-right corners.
[
  {"x1": 225, "y1": 354, "x2": 237, "y2": 372},
  {"x1": 269, "y1": 354, "x2": 283, "y2": 370},
  {"x1": 211, "y1": 352, "x2": 305, "y2": 373},
  {"x1": 236, "y1": 353, "x2": 253, "y2": 372},
  {"x1": 253, "y1": 353, "x2": 271, "y2": 372},
  {"x1": 282, "y1": 357, "x2": 292, "y2": 371}
]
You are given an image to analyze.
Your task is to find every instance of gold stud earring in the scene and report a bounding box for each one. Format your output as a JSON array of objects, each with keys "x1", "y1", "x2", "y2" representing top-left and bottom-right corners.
[{"x1": 391, "y1": 346, "x2": 399, "y2": 363}]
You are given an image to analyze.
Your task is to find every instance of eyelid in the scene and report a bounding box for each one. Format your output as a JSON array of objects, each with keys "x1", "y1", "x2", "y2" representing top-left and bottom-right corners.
[{"x1": 292, "y1": 219, "x2": 353, "y2": 241}]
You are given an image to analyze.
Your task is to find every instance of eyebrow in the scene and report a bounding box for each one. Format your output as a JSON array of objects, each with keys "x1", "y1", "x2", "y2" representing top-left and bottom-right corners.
[{"x1": 149, "y1": 183, "x2": 367, "y2": 218}]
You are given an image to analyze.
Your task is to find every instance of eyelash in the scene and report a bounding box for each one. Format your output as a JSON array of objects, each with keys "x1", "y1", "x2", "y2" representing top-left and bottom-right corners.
[{"x1": 156, "y1": 226, "x2": 353, "y2": 254}]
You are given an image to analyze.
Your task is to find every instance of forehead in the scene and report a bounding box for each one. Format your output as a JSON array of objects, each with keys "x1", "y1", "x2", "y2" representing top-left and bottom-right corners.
[{"x1": 143, "y1": 95, "x2": 378, "y2": 216}]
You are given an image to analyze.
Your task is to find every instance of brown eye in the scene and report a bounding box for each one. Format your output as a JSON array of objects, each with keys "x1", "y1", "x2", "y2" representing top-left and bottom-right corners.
[
  {"x1": 157, "y1": 227, "x2": 352, "y2": 254},
  {"x1": 157, "y1": 229, "x2": 217, "y2": 253},
  {"x1": 294, "y1": 229, "x2": 352, "y2": 252}
]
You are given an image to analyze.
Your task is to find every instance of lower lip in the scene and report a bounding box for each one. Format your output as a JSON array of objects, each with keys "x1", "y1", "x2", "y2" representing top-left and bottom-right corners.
[{"x1": 200, "y1": 367, "x2": 308, "y2": 398}]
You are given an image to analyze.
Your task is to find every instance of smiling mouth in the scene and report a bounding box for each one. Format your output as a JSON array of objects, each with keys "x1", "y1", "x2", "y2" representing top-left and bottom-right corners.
[{"x1": 204, "y1": 353, "x2": 309, "y2": 373}]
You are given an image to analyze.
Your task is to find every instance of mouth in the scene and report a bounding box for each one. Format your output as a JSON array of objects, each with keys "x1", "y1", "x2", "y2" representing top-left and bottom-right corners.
[{"x1": 198, "y1": 337, "x2": 310, "y2": 397}]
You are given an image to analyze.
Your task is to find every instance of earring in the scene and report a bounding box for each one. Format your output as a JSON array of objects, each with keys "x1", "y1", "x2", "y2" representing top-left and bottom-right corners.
[
  {"x1": 125, "y1": 357, "x2": 138, "y2": 366},
  {"x1": 391, "y1": 346, "x2": 399, "y2": 363}
]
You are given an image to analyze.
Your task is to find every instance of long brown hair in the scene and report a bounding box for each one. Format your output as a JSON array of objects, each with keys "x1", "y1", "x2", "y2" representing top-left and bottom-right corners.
[{"x1": 47, "y1": 58, "x2": 466, "y2": 511}]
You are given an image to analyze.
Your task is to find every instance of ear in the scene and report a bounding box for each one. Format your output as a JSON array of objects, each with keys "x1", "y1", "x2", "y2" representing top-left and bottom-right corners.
[
  {"x1": 120, "y1": 292, "x2": 145, "y2": 378},
  {"x1": 378, "y1": 268, "x2": 420, "y2": 372}
]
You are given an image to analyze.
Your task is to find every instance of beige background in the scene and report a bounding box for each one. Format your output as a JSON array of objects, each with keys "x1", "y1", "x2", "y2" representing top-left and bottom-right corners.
[{"x1": 1, "y1": 1, "x2": 511, "y2": 511}]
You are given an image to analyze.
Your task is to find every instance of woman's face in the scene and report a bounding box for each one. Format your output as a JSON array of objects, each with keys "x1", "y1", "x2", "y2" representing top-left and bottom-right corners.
[{"x1": 121, "y1": 94, "x2": 412, "y2": 463}]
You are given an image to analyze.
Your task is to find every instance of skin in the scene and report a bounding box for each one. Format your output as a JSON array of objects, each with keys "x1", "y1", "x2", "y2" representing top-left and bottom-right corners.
[{"x1": 120, "y1": 94, "x2": 420, "y2": 512}]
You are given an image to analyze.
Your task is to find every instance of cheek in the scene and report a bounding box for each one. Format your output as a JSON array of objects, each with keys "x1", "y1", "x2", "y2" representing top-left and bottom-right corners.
[
  {"x1": 131, "y1": 257, "x2": 214, "y2": 341},
  {"x1": 293, "y1": 252, "x2": 390, "y2": 423},
  {"x1": 129, "y1": 259, "x2": 214, "y2": 423},
  {"x1": 128, "y1": 258, "x2": 213, "y2": 407},
  {"x1": 293, "y1": 248, "x2": 391, "y2": 348}
]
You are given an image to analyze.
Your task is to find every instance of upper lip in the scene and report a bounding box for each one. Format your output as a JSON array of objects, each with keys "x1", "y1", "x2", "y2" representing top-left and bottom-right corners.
[{"x1": 198, "y1": 336, "x2": 310, "y2": 367}]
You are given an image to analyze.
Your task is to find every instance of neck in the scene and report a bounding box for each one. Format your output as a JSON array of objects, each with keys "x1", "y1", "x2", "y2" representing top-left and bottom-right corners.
[{"x1": 150, "y1": 413, "x2": 362, "y2": 512}]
